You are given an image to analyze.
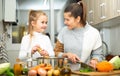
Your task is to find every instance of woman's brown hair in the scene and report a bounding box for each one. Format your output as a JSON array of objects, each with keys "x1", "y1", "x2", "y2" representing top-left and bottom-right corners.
[{"x1": 64, "y1": 1, "x2": 87, "y2": 26}]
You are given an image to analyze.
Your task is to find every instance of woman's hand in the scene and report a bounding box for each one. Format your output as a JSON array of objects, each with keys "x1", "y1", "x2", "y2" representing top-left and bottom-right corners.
[
  {"x1": 62, "y1": 52, "x2": 80, "y2": 63},
  {"x1": 89, "y1": 58, "x2": 98, "y2": 69},
  {"x1": 31, "y1": 45, "x2": 49, "y2": 56}
]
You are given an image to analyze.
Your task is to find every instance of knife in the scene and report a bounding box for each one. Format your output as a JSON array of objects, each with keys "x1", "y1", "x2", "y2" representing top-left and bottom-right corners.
[{"x1": 77, "y1": 61, "x2": 96, "y2": 71}]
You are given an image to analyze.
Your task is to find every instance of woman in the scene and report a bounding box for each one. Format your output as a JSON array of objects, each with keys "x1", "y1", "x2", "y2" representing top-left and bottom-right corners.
[
  {"x1": 54, "y1": 1, "x2": 104, "y2": 70},
  {"x1": 19, "y1": 10, "x2": 54, "y2": 61}
]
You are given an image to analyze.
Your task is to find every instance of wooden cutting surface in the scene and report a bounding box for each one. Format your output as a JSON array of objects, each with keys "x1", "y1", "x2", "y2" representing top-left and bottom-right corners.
[{"x1": 72, "y1": 70, "x2": 120, "y2": 76}]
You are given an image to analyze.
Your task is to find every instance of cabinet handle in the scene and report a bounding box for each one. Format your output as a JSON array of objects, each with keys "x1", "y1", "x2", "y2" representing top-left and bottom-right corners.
[
  {"x1": 117, "y1": 10, "x2": 120, "y2": 13},
  {"x1": 100, "y1": 3, "x2": 106, "y2": 19},
  {"x1": 117, "y1": 0, "x2": 120, "y2": 14}
]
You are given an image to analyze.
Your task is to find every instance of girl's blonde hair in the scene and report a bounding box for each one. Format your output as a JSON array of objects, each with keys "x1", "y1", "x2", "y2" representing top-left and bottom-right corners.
[{"x1": 28, "y1": 10, "x2": 47, "y2": 38}]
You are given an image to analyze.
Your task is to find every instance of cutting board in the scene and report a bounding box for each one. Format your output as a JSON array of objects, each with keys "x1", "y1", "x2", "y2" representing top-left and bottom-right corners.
[{"x1": 72, "y1": 70, "x2": 120, "y2": 76}]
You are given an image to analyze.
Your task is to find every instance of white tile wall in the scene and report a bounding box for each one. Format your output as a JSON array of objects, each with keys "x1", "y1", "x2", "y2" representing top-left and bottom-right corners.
[
  {"x1": 110, "y1": 24, "x2": 120, "y2": 55},
  {"x1": 102, "y1": 23, "x2": 120, "y2": 55},
  {"x1": 7, "y1": 50, "x2": 19, "y2": 68}
]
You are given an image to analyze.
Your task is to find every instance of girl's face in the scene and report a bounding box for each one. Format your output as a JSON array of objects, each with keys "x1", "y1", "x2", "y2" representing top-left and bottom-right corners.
[
  {"x1": 64, "y1": 12, "x2": 81, "y2": 30},
  {"x1": 32, "y1": 15, "x2": 48, "y2": 33}
]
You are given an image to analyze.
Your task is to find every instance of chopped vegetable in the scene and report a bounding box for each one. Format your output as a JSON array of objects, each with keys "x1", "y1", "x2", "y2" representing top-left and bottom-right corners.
[
  {"x1": 96, "y1": 61, "x2": 113, "y2": 72},
  {"x1": 5, "y1": 71, "x2": 14, "y2": 76},
  {"x1": 0, "y1": 63, "x2": 10, "y2": 74},
  {"x1": 109, "y1": 56, "x2": 120, "y2": 70},
  {"x1": 80, "y1": 67, "x2": 93, "y2": 72},
  {"x1": 3, "y1": 68, "x2": 14, "y2": 76},
  {"x1": 22, "y1": 68, "x2": 29, "y2": 75}
]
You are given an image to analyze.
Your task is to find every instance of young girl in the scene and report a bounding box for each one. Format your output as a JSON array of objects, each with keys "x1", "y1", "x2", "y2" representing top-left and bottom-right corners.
[{"x1": 19, "y1": 10, "x2": 54, "y2": 60}]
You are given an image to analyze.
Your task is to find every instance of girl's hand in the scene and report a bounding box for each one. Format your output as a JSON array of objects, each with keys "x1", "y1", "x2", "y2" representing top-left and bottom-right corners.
[
  {"x1": 39, "y1": 49, "x2": 49, "y2": 56},
  {"x1": 63, "y1": 52, "x2": 80, "y2": 63},
  {"x1": 31, "y1": 45, "x2": 40, "y2": 54},
  {"x1": 89, "y1": 58, "x2": 98, "y2": 69},
  {"x1": 31, "y1": 45, "x2": 49, "y2": 56}
]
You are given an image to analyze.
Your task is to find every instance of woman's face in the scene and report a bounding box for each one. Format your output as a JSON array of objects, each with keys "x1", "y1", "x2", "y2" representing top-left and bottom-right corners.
[
  {"x1": 32, "y1": 15, "x2": 48, "y2": 33},
  {"x1": 64, "y1": 12, "x2": 80, "y2": 30}
]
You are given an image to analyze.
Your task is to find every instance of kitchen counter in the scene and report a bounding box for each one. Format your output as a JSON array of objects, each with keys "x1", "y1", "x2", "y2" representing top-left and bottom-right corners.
[
  {"x1": 20, "y1": 74, "x2": 79, "y2": 76},
  {"x1": 20, "y1": 74, "x2": 120, "y2": 76},
  {"x1": 71, "y1": 70, "x2": 120, "y2": 76},
  {"x1": 71, "y1": 74, "x2": 120, "y2": 76}
]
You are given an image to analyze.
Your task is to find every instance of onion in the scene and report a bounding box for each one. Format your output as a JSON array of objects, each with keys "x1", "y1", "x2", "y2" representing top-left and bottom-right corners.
[
  {"x1": 53, "y1": 69, "x2": 60, "y2": 76},
  {"x1": 37, "y1": 68, "x2": 47, "y2": 76},
  {"x1": 28, "y1": 69, "x2": 37, "y2": 76},
  {"x1": 47, "y1": 69, "x2": 53, "y2": 76}
]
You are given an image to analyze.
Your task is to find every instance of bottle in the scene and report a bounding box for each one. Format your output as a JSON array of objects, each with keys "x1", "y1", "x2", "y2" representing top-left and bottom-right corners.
[
  {"x1": 13, "y1": 58, "x2": 23, "y2": 76},
  {"x1": 26, "y1": 52, "x2": 33, "y2": 69},
  {"x1": 60, "y1": 58, "x2": 71, "y2": 76}
]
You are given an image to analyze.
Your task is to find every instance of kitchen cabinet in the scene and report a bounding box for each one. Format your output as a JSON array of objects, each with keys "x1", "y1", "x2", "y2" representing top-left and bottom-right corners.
[
  {"x1": 93, "y1": 0, "x2": 112, "y2": 25},
  {"x1": 85, "y1": 0, "x2": 103, "y2": 25},
  {"x1": 84, "y1": 0, "x2": 95, "y2": 25},
  {"x1": 85, "y1": 0, "x2": 120, "y2": 25},
  {"x1": 113, "y1": 0, "x2": 120, "y2": 17},
  {"x1": 4, "y1": 0, "x2": 16, "y2": 22}
]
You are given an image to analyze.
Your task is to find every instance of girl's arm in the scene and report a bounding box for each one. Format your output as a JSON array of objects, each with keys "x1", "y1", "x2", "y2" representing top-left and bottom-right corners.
[{"x1": 18, "y1": 36, "x2": 28, "y2": 60}]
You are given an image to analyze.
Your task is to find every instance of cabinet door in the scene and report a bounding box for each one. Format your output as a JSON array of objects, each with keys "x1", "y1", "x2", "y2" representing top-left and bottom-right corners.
[
  {"x1": 94, "y1": 0, "x2": 112, "y2": 24},
  {"x1": 4, "y1": 0, "x2": 16, "y2": 22},
  {"x1": 86, "y1": 0, "x2": 95, "y2": 25},
  {"x1": 107, "y1": 0, "x2": 115, "y2": 19},
  {"x1": 94, "y1": 0, "x2": 103, "y2": 25},
  {"x1": 83, "y1": 0, "x2": 119, "y2": 25},
  {"x1": 103, "y1": 0, "x2": 116, "y2": 21},
  {"x1": 113, "y1": 0, "x2": 120, "y2": 17}
]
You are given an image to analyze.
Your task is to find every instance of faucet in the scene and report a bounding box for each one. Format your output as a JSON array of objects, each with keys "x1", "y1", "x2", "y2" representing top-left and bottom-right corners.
[{"x1": 102, "y1": 41, "x2": 109, "y2": 56}]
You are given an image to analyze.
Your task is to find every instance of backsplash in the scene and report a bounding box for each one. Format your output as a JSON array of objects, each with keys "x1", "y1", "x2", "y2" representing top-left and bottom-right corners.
[{"x1": 8, "y1": 50, "x2": 19, "y2": 68}]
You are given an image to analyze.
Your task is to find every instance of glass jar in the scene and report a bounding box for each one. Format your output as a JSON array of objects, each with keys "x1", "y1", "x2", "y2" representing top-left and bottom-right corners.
[
  {"x1": 13, "y1": 58, "x2": 23, "y2": 76},
  {"x1": 60, "y1": 58, "x2": 71, "y2": 76}
]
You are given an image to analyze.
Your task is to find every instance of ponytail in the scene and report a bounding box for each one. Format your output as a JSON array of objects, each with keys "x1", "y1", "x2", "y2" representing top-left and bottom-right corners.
[{"x1": 77, "y1": 1, "x2": 87, "y2": 26}]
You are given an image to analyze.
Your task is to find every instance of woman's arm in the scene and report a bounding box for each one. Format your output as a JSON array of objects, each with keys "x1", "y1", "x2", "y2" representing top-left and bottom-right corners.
[
  {"x1": 91, "y1": 46, "x2": 105, "y2": 61},
  {"x1": 91, "y1": 30, "x2": 105, "y2": 62},
  {"x1": 54, "y1": 40, "x2": 80, "y2": 63},
  {"x1": 54, "y1": 40, "x2": 64, "y2": 57},
  {"x1": 89, "y1": 31, "x2": 105, "y2": 68}
]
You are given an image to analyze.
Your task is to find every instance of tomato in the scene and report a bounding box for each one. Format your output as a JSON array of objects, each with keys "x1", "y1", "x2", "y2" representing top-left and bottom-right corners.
[
  {"x1": 28, "y1": 69, "x2": 37, "y2": 76},
  {"x1": 37, "y1": 68, "x2": 47, "y2": 76}
]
